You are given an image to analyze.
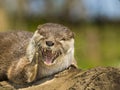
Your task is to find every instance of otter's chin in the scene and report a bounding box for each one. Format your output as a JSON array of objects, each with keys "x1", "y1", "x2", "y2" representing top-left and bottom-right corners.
[{"x1": 40, "y1": 48, "x2": 62, "y2": 66}]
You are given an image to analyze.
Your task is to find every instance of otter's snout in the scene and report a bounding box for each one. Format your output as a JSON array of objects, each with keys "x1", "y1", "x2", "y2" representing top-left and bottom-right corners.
[{"x1": 46, "y1": 41, "x2": 54, "y2": 47}]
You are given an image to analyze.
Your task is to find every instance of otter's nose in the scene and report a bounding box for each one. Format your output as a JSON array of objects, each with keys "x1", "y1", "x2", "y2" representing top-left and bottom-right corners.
[{"x1": 46, "y1": 41, "x2": 54, "y2": 46}]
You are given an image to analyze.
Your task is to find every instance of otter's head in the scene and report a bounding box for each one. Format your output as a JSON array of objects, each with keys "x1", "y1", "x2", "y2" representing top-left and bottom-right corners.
[{"x1": 26, "y1": 23, "x2": 74, "y2": 66}]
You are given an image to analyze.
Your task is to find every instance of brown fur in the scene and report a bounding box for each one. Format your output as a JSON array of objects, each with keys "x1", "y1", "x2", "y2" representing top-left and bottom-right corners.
[
  {"x1": 0, "y1": 23, "x2": 77, "y2": 84},
  {"x1": 0, "y1": 31, "x2": 33, "y2": 81}
]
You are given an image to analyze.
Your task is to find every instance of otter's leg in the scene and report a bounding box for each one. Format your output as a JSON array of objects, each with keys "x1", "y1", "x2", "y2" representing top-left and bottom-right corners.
[{"x1": 7, "y1": 53, "x2": 38, "y2": 84}]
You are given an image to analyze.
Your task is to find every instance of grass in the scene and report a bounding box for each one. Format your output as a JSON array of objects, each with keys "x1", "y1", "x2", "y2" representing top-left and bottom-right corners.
[{"x1": 73, "y1": 24, "x2": 120, "y2": 69}]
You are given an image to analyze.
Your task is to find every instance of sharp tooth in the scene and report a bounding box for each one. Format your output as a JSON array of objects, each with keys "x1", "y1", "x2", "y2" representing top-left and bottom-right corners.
[
  {"x1": 52, "y1": 50, "x2": 54, "y2": 54},
  {"x1": 44, "y1": 49, "x2": 46, "y2": 52},
  {"x1": 43, "y1": 49, "x2": 45, "y2": 52}
]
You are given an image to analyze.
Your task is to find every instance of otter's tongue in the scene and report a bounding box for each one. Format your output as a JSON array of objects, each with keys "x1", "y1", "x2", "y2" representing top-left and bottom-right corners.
[{"x1": 45, "y1": 57, "x2": 52, "y2": 64}]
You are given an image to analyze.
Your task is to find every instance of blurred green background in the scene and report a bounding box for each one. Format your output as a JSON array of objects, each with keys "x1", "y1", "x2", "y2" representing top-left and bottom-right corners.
[{"x1": 0, "y1": 0, "x2": 120, "y2": 69}]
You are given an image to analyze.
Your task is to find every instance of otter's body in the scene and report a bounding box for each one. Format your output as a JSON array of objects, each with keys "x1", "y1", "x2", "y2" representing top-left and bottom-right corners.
[
  {"x1": 0, "y1": 31, "x2": 33, "y2": 80},
  {"x1": 0, "y1": 23, "x2": 77, "y2": 84}
]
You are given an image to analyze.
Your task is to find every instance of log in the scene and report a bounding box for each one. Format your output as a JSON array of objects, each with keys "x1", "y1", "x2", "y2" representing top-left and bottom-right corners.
[{"x1": 0, "y1": 66, "x2": 120, "y2": 90}]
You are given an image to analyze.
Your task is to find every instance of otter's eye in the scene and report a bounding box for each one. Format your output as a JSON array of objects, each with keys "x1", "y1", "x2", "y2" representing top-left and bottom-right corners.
[
  {"x1": 37, "y1": 43, "x2": 41, "y2": 46},
  {"x1": 40, "y1": 32, "x2": 46, "y2": 36},
  {"x1": 61, "y1": 38, "x2": 66, "y2": 41},
  {"x1": 40, "y1": 36, "x2": 47, "y2": 40}
]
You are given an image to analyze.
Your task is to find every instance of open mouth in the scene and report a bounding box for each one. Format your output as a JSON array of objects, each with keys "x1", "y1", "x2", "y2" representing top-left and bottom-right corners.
[{"x1": 40, "y1": 48, "x2": 62, "y2": 65}]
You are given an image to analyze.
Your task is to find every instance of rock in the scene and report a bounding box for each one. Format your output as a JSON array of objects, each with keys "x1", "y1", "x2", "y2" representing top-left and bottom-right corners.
[{"x1": 0, "y1": 67, "x2": 120, "y2": 90}]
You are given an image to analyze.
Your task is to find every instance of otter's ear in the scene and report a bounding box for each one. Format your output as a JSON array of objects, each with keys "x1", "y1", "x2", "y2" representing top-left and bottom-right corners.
[
  {"x1": 37, "y1": 25, "x2": 42, "y2": 29},
  {"x1": 69, "y1": 31, "x2": 75, "y2": 39},
  {"x1": 37, "y1": 25, "x2": 42, "y2": 34}
]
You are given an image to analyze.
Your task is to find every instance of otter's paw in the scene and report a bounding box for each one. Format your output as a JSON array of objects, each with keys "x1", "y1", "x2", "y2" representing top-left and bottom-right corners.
[
  {"x1": 25, "y1": 52, "x2": 39, "y2": 83},
  {"x1": 25, "y1": 64, "x2": 38, "y2": 83}
]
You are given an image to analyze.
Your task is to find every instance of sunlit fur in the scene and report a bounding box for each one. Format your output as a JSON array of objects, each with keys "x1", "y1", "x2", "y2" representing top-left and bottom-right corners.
[
  {"x1": 0, "y1": 23, "x2": 77, "y2": 84},
  {"x1": 26, "y1": 23, "x2": 77, "y2": 79}
]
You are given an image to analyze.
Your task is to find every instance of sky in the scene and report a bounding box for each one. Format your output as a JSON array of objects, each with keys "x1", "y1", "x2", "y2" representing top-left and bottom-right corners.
[
  {"x1": 3, "y1": 0, "x2": 120, "y2": 20},
  {"x1": 83, "y1": 0, "x2": 120, "y2": 20}
]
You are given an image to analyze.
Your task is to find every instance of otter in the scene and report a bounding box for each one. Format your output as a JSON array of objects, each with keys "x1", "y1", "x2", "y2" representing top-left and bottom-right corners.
[{"x1": 0, "y1": 23, "x2": 77, "y2": 84}]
